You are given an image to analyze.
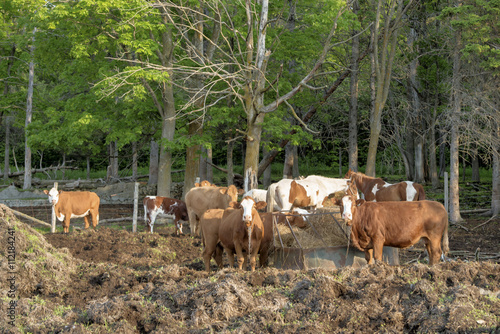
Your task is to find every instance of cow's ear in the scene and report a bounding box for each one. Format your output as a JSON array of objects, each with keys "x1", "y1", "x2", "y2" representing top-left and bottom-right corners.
[
  {"x1": 237, "y1": 188, "x2": 245, "y2": 195},
  {"x1": 333, "y1": 197, "x2": 342, "y2": 206},
  {"x1": 255, "y1": 201, "x2": 267, "y2": 210},
  {"x1": 228, "y1": 201, "x2": 240, "y2": 209},
  {"x1": 355, "y1": 199, "x2": 365, "y2": 206},
  {"x1": 43, "y1": 190, "x2": 49, "y2": 195},
  {"x1": 194, "y1": 183, "x2": 200, "y2": 187}
]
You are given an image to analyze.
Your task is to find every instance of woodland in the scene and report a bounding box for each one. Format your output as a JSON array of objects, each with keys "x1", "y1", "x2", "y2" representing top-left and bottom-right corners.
[{"x1": 0, "y1": 0, "x2": 499, "y2": 223}]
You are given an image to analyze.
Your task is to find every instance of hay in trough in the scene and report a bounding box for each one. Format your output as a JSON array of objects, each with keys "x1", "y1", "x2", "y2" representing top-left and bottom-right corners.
[{"x1": 274, "y1": 207, "x2": 350, "y2": 249}]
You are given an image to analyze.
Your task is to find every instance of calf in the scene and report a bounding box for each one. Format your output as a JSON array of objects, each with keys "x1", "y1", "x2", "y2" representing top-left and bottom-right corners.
[
  {"x1": 43, "y1": 188, "x2": 100, "y2": 233},
  {"x1": 143, "y1": 196, "x2": 188, "y2": 235},
  {"x1": 338, "y1": 193, "x2": 449, "y2": 265},
  {"x1": 185, "y1": 185, "x2": 238, "y2": 236},
  {"x1": 219, "y1": 197, "x2": 267, "y2": 271}
]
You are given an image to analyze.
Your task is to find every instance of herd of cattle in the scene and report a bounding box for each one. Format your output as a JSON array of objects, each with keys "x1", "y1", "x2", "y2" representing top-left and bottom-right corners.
[{"x1": 42, "y1": 171, "x2": 449, "y2": 270}]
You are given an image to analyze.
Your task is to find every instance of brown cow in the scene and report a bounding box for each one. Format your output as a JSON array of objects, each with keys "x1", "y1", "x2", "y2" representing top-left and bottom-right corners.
[
  {"x1": 337, "y1": 192, "x2": 449, "y2": 265},
  {"x1": 345, "y1": 170, "x2": 425, "y2": 202},
  {"x1": 43, "y1": 188, "x2": 100, "y2": 233},
  {"x1": 185, "y1": 185, "x2": 238, "y2": 236},
  {"x1": 200, "y1": 206, "x2": 306, "y2": 271},
  {"x1": 143, "y1": 196, "x2": 188, "y2": 235},
  {"x1": 201, "y1": 197, "x2": 266, "y2": 272}
]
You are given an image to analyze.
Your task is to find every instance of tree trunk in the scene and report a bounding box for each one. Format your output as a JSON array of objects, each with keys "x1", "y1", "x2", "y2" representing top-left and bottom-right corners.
[
  {"x1": 283, "y1": 142, "x2": 294, "y2": 179},
  {"x1": 206, "y1": 147, "x2": 213, "y2": 183},
  {"x1": 148, "y1": 140, "x2": 159, "y2": 185},
  {"x1": 262, "y1": 145, "x2": 271, "y2": 187},
  {"x1": 492, "y1": 122, "x2": 500, "y2": 216},
  {"x1": 86, "y1": 156, "x2": 91, "y2": 180},
  {"x1": 449, "y1": 25, "x2": 463, "y2": 223},
  {"x1": 199, "y1": 146, "x2": 207, "y2": 182},
  {"x1": 365, "y1": 0, "x2": 404, "y2": 177},
  {"x1": 23, "y1": 28, "x2": 37, "y2": 190},
  {"x1": 183, "y1": 121, "x2": 202, "y2": 197},
  {"x1": 4, "y1": 116, "x2": 11, "y2": 181},
  {"x1": 227, "y1": 140, "x2": 234, "y2": 186},
  {"x1": 429, "y1": 102, "x2": 440, "y2": 188},
  {"x1": 471, "y1": 147, "x2": 480, "y2": 182},
  {"x1": 348, "y1": 0, "x2": 359, "y2": 172}
]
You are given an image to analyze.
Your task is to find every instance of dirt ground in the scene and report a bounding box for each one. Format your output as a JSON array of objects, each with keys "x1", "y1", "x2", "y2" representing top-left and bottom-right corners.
[{"x1": 1, "y1": 202, "x2": 499, "y2": 333}]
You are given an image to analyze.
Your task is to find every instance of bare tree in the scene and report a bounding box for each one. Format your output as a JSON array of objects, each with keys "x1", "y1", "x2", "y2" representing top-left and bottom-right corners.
[
  {"x1": 23, "y1": 27, "x2": 36, "y2": 189},
  {"x1": 365, "y1": 0, "x2": 412, "y2": 176}
]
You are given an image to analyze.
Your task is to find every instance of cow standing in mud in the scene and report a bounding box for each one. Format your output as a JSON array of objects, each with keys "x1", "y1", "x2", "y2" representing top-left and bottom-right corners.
[
  {"x1": 143, "y1": 196, "x2": 188, "y2": 235},
  {"x1": 43, "y1": 188, "x2": 100, "y2": 233},
  {"x1": 337, "y1": 191, "x2": 449, "y2": 265}
]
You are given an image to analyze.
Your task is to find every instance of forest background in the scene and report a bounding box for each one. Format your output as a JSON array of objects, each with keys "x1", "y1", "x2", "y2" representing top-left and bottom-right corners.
[{"x1": 0, "y1": 0, "x2": 499, "y2": 224}]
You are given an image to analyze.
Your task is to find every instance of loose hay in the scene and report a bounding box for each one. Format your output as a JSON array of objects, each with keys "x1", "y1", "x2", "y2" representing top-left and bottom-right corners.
[{"x1": 274, "y1": 207, "x2": 350, "y2": 249}]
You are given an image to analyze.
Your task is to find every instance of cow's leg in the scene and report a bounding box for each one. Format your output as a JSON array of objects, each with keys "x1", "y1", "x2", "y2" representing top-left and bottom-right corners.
[
  {"x1": 365, "y1": 249, "x2": 374, "y2": 264},
  {"x1": 214, "y1": 243, "x2": 224, "y2": 270},
  {"x1": 259, "y1": 245, "x2": 269, "y2": 268},
  {"x1": 187, "y1": 210, "x2": 199, "y2": 236},
  {"x1": 372, "y1": 240, "x2": 385, "y2": 263},
  {"x1": 202, "y1": 242, "x2": 216, "y2": 272},
  {"x1": 234, "y1": 242, "x2": 245, "y2": 270},
  {"x1": 174, "y1": 218, "x2": 183, "y2": 236},
  {"x1": 90, "y1": 209, "x2": 99, "y2": 229},
  {"x1": 249, "y1": 241, "x2": 261, "y2": 271},
  {"x1": 84, "y1": 216, "x2": 90, "y2": 229},
  {"x1": 426, "y1": 239, "x2": 441, "y2": 265},
  {"x1": 224, "y1": 247, "x2": 235, "y2": 268},
  {"x1": 63, "y1": 217, "x2": 71, "y2": 234}
]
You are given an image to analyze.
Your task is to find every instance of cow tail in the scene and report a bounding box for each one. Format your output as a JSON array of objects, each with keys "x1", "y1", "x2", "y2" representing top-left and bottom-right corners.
[{"x1": 442, "y1": 221, "x2": 449, "y2": 256}]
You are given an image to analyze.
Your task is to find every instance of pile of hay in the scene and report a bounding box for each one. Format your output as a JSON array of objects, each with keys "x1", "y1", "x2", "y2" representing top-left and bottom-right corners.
[
  {"x1": 0, "y1": 204, "x2": 76, "y2": 297},
  {"x1": 274, "y1": 207, "x2": 350, "y2": 249}
]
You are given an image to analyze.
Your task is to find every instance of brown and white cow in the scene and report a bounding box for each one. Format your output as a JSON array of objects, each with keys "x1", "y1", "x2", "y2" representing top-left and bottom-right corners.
[
  {"x1": 43, "y1": 188, "x2": 100, "y2": 233},
  {"x1": 337, "y1": 192, "x2": 449, "y2": 265},
  {"x1": 345, "y1": 170, "x2": 426, "y2": 202},
  {"x1": 143, "y1": 196, "x2": 188, "y2": 235},
  {"x1": 268, "y1": 176, "x2": 348, "y2": 212},
  {"x1": 201, "y1": 197, "x2": 267, "y2": 272},
  {"x1": 184, "y1": 184, "x2": 239, "y2": 236}
]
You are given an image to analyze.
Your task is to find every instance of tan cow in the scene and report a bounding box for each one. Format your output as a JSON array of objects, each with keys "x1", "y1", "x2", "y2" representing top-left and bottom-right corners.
[
  {"x1": 184, "y1": 184, "x2": 238, "y2": 236},
  {"x1": 43, "y1": 188, "x2": 100, "y2": 233},
  {"x1": 337, "y1": 192, "x2": 449, "y2": 265}
]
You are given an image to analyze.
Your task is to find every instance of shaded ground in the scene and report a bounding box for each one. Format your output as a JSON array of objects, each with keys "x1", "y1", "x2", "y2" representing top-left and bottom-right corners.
[{"x1": 1, "y1": 203, "x2": 499, "y2": 333}]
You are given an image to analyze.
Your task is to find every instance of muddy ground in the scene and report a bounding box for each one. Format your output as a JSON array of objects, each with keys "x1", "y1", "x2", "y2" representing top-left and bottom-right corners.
[{"x1": 1, "y1": 201, "x2": 499, "y2": 333}]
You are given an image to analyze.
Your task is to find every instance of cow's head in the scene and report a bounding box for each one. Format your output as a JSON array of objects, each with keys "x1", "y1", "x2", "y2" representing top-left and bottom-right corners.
[
  {"x1": 339, "y1": 193, "x2": 365, "y2": 225},
  {"x1": 220, "y1": 185, "x2": 239, "y2": 203},
  {"x1": 238, "y1": 197, "x2": 267, "y2": 228},
  {"x1": 43, "y1": 188, "x2": 61, "y2": 205}
]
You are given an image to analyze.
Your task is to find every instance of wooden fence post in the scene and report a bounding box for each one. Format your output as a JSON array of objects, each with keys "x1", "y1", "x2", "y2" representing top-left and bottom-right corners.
[
  {"x1": 132, "y1": 182, "x2": 139, "y2": 233},
  {"x1": 51, "y1": 182, "x2": 58, "y2": 233}
]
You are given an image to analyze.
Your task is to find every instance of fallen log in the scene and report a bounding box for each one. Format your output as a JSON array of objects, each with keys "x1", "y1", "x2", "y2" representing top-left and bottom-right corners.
[{"x1": 11, "y1": 209, "x2": 52, "y2": 228}]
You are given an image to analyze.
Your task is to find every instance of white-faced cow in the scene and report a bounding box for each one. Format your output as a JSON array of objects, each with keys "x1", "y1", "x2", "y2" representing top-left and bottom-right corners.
[
  {"x1": 185, "y1": 184, "x2": 239, "y2": 236},
  {"x1": 337, "y1": 192, "x2": 449, "y2": 265},
  {"x1": 43, "y1": 188, "x2": 100, "y2": 233},
  {"x1": 201, "y1": 197, "x2": 267, "y2": 272},
  {"x1": 143, "y1": 196, "x2": 188, "y2": 235}
]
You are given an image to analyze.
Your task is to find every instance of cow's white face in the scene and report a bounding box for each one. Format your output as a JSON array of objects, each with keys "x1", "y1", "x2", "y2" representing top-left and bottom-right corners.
[
  {"x1": 341, "y1": 195, "x2": 354, "y2": 221},
  {"x1": 47, "y1": 188, "x2": 60, "y2": 205},
  {"x1": 240, "y1": 197, "x2": 256, "y2": 225}
]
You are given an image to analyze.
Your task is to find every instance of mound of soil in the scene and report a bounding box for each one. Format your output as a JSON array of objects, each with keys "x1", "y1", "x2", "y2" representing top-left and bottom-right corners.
[{"x1": 2, "y1": 204, "x2": 499, "y2": 333}]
